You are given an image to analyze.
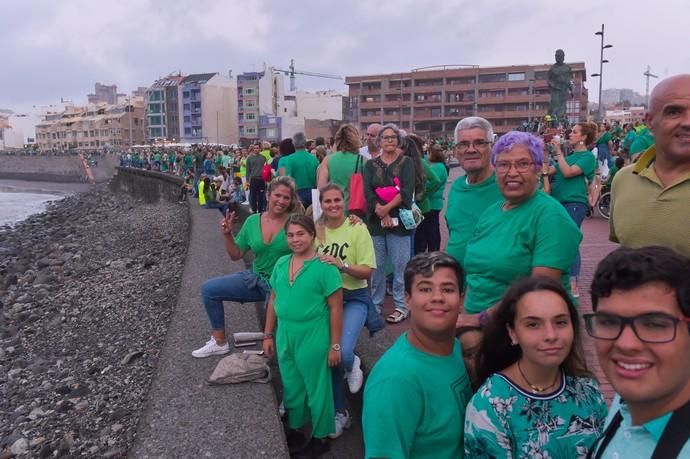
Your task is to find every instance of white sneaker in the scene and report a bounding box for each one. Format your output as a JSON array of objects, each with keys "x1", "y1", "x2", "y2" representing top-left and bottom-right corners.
[
  {"x1": 278, "y1": 401, "x2": 285, "y2": 417},
  {"x1": 191, "y1": 337, "x2": 230, "y2": 358},
  {"x1": 346, "y1": 355, "x2": 364, "y2": 393},
  {"x1": 328, "y1": 410, "x2": 352, "y2": 439}
]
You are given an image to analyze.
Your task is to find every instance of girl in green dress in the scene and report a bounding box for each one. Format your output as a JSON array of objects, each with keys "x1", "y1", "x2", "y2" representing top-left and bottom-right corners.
[
  {"x1": 263, "y1": 215, "x2": 343, "y2": 457},
  {"x1": 464, "y1": 276, "x2": 607, "y2": 458}
]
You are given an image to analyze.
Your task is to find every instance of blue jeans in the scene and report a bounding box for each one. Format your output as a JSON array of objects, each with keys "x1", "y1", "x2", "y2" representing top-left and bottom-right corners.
[
  {"x1": 561, "y1": 202, "x2": 588, "y2": 278},
  {"x1": 203, "y1": 201, "x2": 228, "y2": 216},
  {"x1": 372, "y1": 233, "x2": 411, "y2": 313},
  {"x1": 297, "y1": 188, "x2": 312, "y2": 209},
  {"x1": 201, "y1": 270, "x2": 270, "y2": 330},
  {"x1": 331, "y1": 296, "x2": 368, "y2": 411}
]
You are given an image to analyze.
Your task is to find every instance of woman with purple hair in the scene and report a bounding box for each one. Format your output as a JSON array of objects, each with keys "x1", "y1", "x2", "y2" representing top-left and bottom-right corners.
[{"x1": 457, "y1": 131, "x2": 582, "y2": 329}]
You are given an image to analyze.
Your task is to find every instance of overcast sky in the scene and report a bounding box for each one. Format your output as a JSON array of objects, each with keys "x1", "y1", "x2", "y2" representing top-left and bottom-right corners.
[{"x1": 2, "y1": 0, "x2": 690, "y2": 114}]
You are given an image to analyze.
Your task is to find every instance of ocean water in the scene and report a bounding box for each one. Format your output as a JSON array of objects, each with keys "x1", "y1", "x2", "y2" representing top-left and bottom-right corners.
[{"x1": 0, "y1": 191, "x2": 64, "y2": 226}]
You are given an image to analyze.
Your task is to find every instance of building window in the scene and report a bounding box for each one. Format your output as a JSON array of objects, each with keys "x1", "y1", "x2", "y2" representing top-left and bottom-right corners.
[
  {"x1": 246, "y1": 101, "x2": 255, "y2": 108},
  {"x1": 183, "y1": 91, "x2": 190, "y2": 98},
  {"x1": 149, "y1": 91, "x2": 163, "y2": 101},
  {"x1": 245, "y1": 127, "x2": 257, "y2": 135},
  {"x1": 244, "y1": 88, "x2": 255, "y2": 95},
  {"x1": 265, "y1": 129, "x2": 275, "y2": 137},
  {"x1": 534, "y1": 71, "x2": 548, "y2": 80},
  {"x1": 184, "y1": 128, "x2": 192, "y2": 135},
  {"x1": 244, "y1": 113, "x2": 256, "y2": 121},
  {"x1": 508, "y1": 72, "x2": 526, "y2": 81},
  {"x1": 363, "y1": 82, "x2": 381, "y2": 90},
  {"x1": 150, "y1": 115, "x2": 162, "y2": 125},
  {"x1": 149, "y1": 103, "x2": 162, "y2": 114},
  {"x1": 183, "y1": 103, "x2": 190, "y2": 111},
  {"x1": 184, "y1": 116, "x2": 191, "y2": 123},
  {"x1": 479, "y1": 73, "x2": 508, "y2": 83}
]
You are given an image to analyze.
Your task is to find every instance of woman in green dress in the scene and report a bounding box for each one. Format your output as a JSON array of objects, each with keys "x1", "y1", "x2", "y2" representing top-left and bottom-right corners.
[
  {"x1": 464, "y1": 276, "x2": 607, "y2": 458},
  {"x1": 263, "y1": 214, "x2": 343, "y2": 457}
]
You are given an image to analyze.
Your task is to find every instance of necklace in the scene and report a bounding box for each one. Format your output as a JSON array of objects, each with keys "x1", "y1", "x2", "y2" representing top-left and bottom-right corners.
[
  {"x1": 288, "y1": 253, "x2": 313, "y2": 284},
  {"x1": 517, "y1": 361, "x2": 560, "y2": 394}
]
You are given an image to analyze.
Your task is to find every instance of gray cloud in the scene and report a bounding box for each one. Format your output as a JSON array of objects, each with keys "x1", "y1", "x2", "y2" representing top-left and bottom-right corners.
[{"x1": 2, "y1": 0, "x2": 690, "y2": 113}]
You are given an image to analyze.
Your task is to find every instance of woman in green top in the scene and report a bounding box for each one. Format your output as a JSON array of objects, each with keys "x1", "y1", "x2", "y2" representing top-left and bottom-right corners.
[
  {"x1": 363, "y1": 123, "x2": 416, "y2": 323},
  {"x1": 415, "y1": 144, "x2": 448, "y2": 253},
  {"x1": 464, "y1": 276, "x2": 607, "y2": 458},
  {"x1": 317, "y1": 124, "x2": 363, "y2": 211},
  {"x1": 458, "y1": 131, "x2": 581, "y2": 328},
  {"x1": 191, "y1": 176, "x2": 301, "y2": 358},
  {"x1": 263, "y1": 214, "x2": 343, "y2": 457},
  {"x1": 549, "y1": 122, "x2": 598, "y2": 297}
]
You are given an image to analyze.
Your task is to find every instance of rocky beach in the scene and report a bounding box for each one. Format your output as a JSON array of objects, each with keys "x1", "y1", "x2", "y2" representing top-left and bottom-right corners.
[{"x1": 0, "y1": 186, "x2": 189, "y2": 458}]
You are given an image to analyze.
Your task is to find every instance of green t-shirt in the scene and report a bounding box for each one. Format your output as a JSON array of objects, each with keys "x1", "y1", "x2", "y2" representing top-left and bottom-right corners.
[
  {"x1": 154, "y1": 153, "x2": 161, "y2": 163},
  {"x1": 221, "y1": 154, "x2": 232, "y2": 169},
  {"x1": 622, "y1": 130, "x2": 637, "y2": 150},
  {"x1": 283, "y1": 149, "x2": 319, "y2": 189},
  {"x1": 596, "y1": 131, "x2": 612, "y2": 145},
  {"x1": 428, "y1": 162, "x2": 448, "y2": 211},
  {"x1": 327, "y1": 151, "x2": 362, "y2": 207},
  {"x1": 235, "y1": 214, "x2": 290, "y2": 281},
  {"x1": 463, "y1": 191, "x2": 582, "y2": 313},
  {"x1": 315, "y1": 221, "x2": 376, "y2": 290},
  {"x1": 260, "y1": 149, "x2": 272, "y2": 163},
  {"x1": 270, "y1": 256, "x2": 341, "y2": 323},
  {"x1": 464, "y1": 373, "x2": 608, "y2": 458},
  {"x1": 551, "y1": 150, "x2": 597, "y2": 204},
  {"x1": 184, "y1": 154, "x2": 193, "y2": 168},
  {"x1": 444, "y1": 174, "x2": 502, "y2": 266},
  {"x1": 418, "y1": 159, "x2": 443, "y2": 214},
  {"x1": 629, "y1": 128, "x2": 654, "y2": 156},
  {"x1": 363, "y1": 333, "x2": 472, "y2": 459}
]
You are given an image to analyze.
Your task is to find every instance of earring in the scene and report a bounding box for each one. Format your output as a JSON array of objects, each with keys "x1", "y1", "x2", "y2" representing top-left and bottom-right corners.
[{"x1": 511, "y1": 340, "x2": 518, "y2": 346}]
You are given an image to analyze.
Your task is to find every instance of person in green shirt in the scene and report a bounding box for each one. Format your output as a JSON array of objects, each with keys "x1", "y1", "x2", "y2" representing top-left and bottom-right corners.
[
  {"x1": 281, "y1": 132, "x2": 320, "y2": 209},
  {"x1": 192, "y1": 176, "x2": 300, "y2": 358},
  {"x1": 363, "y1": 252, "x2": 472, "y2": 459},
  {"x1": 629, "y1": 125, "x2": 655, "y2": 162},
  {"x1": 317, "y1": 124, "x2": 364, "y2": 212},
  {"x1": 459, "y1": 131, "x2": 581, "y2": 328},
  {"x1": 259, "y1": 141, "x2": 273, "y2": 163},
  {"x1": 314, "y1": 183, "x2": 382, "y2": 439},
  {"x1": 464, "y1": 276, "x2": 607, "y2": 458},
  {"x1": 263, "y1": 214, "x2": 343, "y2": 458},
  {"x1": 549, "y1": 121, "x2": 598, "y2": 297},
  {"x1": 415, "y1": 144, "x2": 448, "y2": 253},
  {"x1": 445, "y1": 117, "x2": 502, "y2": 267}
]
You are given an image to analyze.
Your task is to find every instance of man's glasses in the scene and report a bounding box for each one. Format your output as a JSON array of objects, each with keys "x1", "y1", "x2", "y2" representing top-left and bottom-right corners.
[
  {"x1": 495, "y1": 161, "x2": 535, "y2": 173},
  {"x1": 583, "y1": 312, "x2": 690, "y2": 344},
  {"x1": 456, "y1": 140, "x2": 491, "y2": 151}
]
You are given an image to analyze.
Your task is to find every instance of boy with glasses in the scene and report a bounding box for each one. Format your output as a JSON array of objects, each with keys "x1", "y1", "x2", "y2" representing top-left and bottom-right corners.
[{"x1": 585, "y1": 246, "x2": 690, "y2": 458}]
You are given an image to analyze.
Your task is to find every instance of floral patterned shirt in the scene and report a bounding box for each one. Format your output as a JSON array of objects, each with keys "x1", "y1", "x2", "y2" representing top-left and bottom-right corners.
[{"x1": 464, "y1": 372, "x2": 608, "y2": 459}]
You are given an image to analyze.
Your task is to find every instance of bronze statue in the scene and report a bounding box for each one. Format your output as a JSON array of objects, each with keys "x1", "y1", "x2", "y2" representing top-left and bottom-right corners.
[{"x1": 548, "y1": 49, "x2": 573, "y2": 122}]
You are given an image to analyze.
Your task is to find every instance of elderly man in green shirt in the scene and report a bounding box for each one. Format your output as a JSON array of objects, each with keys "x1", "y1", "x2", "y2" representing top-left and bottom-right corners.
[
  {"x1": 279, "y1": 132, "x2": 319, "y2": 209},
  {"x1": 445, "y1": 116, "x2": 502, "y2": 267}
]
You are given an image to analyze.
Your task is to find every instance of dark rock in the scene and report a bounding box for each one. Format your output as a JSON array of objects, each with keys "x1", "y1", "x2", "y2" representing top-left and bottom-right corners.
[{"x1": 120, "y1": 351, "x2": 144, "y2": 365}]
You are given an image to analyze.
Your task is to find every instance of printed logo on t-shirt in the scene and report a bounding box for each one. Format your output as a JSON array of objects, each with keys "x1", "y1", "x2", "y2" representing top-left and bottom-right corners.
[
  {"x1": 319, "y1": 242, "x2": 350, "y2": 261},
  {"x1": 451, "y1": 373, "x2": 472, "y2": 412}
]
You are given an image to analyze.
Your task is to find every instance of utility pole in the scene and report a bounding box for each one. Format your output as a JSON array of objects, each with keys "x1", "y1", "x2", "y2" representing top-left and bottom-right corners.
[
  {"x1": 128, "y1": 98, "x2": 133, "y2": 147},
  {"x1": 643, "y1": 65, "x2": 658, "y2": 108},
  {"x1": 591, "y1": 24, "x2": 613, "y2": 121}
]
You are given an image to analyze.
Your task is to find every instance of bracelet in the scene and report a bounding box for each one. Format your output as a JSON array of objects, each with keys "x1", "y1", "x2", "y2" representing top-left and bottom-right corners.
[{"x1": 263, "y1": 333, "x2": 274, "y2": 340}]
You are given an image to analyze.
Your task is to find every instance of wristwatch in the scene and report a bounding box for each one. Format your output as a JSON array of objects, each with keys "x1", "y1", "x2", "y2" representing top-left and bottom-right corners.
[
  {"x1": 331, "y1": 343, "x2": 341, "y2": 351},
  {"x1": 339, "y1": 262, "x2": 350, "y2": 273}
]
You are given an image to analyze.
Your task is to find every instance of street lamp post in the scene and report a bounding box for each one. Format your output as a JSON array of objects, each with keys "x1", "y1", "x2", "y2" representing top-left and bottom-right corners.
[{"x1": 591, "y1": 24, "x2": 613, "y2": 121}]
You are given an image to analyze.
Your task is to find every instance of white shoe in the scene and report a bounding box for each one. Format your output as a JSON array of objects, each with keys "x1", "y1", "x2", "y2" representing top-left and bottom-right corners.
[
  {"x1": 328, "y1": 410, "x2": 352, "y2": 439},
  {"x1": 346, "y1": 355, "x2": 364, "y2": 394},
  {"x1": 278, "y1": 401, "x2": 286, "y2": 417},
  {"x1": 191, "y1": 337, "x2": 230, "y2": 358}
]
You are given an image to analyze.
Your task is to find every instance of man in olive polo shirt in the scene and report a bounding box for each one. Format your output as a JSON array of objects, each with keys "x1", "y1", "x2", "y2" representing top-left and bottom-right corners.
[
  {"x1": 445, "y1": 116, "x2": 502, "y2": 267},
  {"x1": 609, "y1": 74, "x2": 690, "y2": 258}
]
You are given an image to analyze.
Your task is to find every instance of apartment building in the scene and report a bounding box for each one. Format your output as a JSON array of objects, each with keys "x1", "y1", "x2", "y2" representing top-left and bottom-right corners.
[
  {"x1": 87, "y1": 83, "x2": 124, "y2": 105},
  {"x1": 0, "y1": 110, "x2": 25, "y2": 149},
  {"x1": 237, "y1": 70, "x2": 284, "y2": 143},
  {"x1": 145, "y1": 74, "x2": 184, "y2": 142},
  {"x1": 179, "y1": 73, "x2": 238, "y2": 145},
  {"x1": 345, "y1": 63, "x2": 588, "y2": 137},
  {"x1": 35, "y1": 102, "x2": 145, "y2": 151}
]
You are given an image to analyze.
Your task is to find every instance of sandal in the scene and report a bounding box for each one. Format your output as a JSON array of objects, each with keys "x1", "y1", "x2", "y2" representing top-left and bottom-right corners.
[{"x1": 386, "y1": 309, "x2": 409, "y2": 324}]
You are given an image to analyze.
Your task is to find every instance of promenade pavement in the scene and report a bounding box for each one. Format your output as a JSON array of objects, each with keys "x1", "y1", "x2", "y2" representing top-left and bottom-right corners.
[{"x1": 130, "y1": 202, "x2": 288, "y2": 458}]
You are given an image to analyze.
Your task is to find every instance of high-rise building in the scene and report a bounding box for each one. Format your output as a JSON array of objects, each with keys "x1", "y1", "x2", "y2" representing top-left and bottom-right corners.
[
  {"x1": 345, "y1": 63, "x2": 588, "y2": 137},
  {"x1": 87, "y1": 83, "x2": 121, "y2": 105},
  {"x1": 237, "y1": 70, "x2": 284, "y2": 143},
  {"x1": 179, "y1": 73, "x2": 238, "y2": 145},
  {"x1": 145, "y1": 74, "x2": 184, "y2": 142}
]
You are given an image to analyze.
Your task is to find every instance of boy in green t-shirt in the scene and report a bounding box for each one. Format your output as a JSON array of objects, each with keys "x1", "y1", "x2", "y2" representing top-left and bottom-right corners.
[{"x1": 363, "y1": 252, "x2": 472, "y2": 459}]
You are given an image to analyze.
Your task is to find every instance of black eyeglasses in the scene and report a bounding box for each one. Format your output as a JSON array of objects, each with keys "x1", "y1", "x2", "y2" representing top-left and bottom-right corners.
[
  {"x1": 583, "y1": 312, "x2": 690, "y2": 344},
  {"x1": 495, "y1": 160, "x2": 535, "y2": 173},
  {"x1": 456, "y1": 140, "x2": 491, "y2": 151}
]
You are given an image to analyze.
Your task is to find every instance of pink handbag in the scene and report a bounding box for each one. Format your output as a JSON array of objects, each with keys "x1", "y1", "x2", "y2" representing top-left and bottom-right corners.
[{"x1": 374, "y1": 177, "x2": 400, "y2": 203}]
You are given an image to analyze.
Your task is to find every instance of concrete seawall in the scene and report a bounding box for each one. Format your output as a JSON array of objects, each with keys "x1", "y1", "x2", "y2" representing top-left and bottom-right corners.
[
  {"x1": 109, "y1": 166, "x2": 184, "y2": 203},
  {"x1": 0, "y1": 155, "x2": 119, "y2": 183}
]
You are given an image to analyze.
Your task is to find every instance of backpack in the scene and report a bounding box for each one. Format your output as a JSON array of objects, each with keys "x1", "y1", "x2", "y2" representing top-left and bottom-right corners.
[
  {"x1": 262, "y1": 163, "x2": 272, "y2": 182},
  {"x1": 207, "y1": 352, "x2": 271, "y2": 384}
]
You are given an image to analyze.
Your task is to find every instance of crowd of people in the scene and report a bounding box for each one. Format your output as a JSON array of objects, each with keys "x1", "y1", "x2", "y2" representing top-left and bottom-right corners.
[{"x1": 181, "y1": 73, "x2": 689, "y2": 458}]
